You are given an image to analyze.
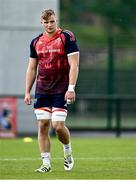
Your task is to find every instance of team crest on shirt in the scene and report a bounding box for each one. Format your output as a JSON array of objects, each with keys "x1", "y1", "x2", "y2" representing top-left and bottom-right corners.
[{"x1": 55, "y1": 37, "x2": 61, "y2": 43}]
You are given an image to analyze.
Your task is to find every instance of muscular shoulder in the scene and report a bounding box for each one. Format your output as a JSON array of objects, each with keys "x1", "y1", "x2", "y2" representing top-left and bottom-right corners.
[
  {"x1": 31, "y1": 33, "x2": 43, "y2": 46},
  {"x1": 61, "y1": 30, "x2": 76, "y2": 41},
  {"x1": 30, "y1": 33, "x2": 43, "y2": 58},
  {"x1": 61, "y1": 30, "x2": 79, "y2": 55}
]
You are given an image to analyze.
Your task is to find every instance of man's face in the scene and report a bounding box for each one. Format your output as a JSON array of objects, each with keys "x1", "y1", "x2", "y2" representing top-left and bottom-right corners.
[{"x1": 41, "y1": 15, "x2": 57, "y2": 34}]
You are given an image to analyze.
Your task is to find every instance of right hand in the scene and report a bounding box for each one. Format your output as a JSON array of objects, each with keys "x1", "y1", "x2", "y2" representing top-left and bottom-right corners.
[{"x1": 24, "y1": 93, "x2": 32, "y2": 105}]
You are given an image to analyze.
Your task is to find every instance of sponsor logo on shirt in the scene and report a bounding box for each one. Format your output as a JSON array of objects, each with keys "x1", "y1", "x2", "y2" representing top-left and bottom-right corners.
[{"x1": 37, "y1": 49, "x2": 61, "y2": 54}]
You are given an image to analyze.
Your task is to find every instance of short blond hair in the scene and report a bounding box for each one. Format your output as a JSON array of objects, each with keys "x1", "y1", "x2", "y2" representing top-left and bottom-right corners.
[{"x1": 41, "y1": 9, "x2": 55, "y2": 20}]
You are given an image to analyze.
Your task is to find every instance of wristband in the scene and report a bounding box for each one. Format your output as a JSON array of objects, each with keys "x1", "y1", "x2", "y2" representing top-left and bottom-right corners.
[{"x1": 68, "y1": 85, "x2": 75, "y2": 92}]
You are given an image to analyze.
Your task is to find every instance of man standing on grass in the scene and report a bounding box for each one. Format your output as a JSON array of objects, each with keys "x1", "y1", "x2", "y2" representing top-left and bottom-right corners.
[{"x1": 24, "y1": 9, "x2": 79, "y2": 172}]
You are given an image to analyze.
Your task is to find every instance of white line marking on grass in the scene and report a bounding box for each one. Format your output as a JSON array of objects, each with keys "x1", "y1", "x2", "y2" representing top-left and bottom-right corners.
[{"x1": 0, "y1": 157, "x2": 136, "y2": 161}]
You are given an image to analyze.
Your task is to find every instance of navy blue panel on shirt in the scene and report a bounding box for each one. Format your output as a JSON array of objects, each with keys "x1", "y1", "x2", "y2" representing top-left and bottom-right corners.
[
  {"x1": 30, "y1": 34, "x2": 43, "y2": 59},
  {"x1": 30, "y1": 39, "x2": 38, "y2": 58},
  {"x1": 62, "y1": 30, "x2": 79, "y2": 55}
]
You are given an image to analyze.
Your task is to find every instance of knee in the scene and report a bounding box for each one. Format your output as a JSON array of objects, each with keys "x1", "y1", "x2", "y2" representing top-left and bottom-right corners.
[
  {"x1": 38, "y1": 120, "x2": 50, "y2": 134},
  {"x1": 52, "y1": 123, "x2": 64, "y2": 133}
]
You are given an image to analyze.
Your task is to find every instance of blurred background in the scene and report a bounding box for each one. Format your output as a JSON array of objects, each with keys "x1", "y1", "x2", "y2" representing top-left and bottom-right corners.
[{"x1": 0, "y1": 0, "x2": 136, "y2": 138}]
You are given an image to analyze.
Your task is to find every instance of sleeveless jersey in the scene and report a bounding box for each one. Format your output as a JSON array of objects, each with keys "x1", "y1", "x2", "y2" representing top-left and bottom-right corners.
[{"x1": 30, "y1": 28, "x2": 79, "y2": 97}]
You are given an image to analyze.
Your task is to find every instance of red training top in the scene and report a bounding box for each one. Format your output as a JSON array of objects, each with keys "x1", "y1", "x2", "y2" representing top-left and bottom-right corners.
[{"x1": 29, "y1": 28, "x2": 79, "y2": 97}]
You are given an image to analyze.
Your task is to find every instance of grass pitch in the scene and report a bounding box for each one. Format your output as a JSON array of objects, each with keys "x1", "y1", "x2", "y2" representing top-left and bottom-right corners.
[{"x1": 0, "y1": 137, "x2": 136, "y2": 179}]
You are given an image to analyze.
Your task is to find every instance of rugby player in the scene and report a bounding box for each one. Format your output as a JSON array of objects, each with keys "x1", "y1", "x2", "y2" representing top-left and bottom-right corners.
[{"x1": 24, "y1": 9, "x2": 79, "y2": 173}]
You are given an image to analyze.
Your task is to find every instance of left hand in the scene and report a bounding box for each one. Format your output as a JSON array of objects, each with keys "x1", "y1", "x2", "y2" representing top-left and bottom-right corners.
[{"x1": 65, "y1": 91, "x2": 76, "y2": 104}]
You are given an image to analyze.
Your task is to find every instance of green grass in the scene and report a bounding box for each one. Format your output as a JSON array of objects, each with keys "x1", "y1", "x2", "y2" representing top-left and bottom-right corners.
[{"x1": 0, "y1": 137, "x2": 136, "y2": 179}]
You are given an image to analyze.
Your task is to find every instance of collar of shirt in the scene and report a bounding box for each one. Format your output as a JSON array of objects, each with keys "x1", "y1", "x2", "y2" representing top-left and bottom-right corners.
[{"x1": 43, "y1": 28, "x2": 62, "y2": 42}]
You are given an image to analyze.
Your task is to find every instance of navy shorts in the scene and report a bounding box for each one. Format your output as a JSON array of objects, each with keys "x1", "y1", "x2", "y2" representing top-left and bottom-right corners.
[{"x1": 34, "y1": 94, "x2": 67, "y2": 110}]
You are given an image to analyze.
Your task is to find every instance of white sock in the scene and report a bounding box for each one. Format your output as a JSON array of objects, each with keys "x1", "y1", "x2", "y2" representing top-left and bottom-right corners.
[
  {"x1": 63, "y1": 142, "x2": 72, "y2": 155},
  {"x1": 41, "y1": 152, "x2": 51, "y2": 166}
]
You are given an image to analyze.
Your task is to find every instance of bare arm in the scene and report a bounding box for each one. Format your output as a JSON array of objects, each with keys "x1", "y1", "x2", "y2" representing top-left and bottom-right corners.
[
  {"x1": 65, "y1": 52, "x2": 79, "y2": 103},
  {"x1": 24, "y1": 58, "x2": 38, "y2": 105},
  {"x1": 68, "y1": 52, "x2": 79, "y2": 85}
]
